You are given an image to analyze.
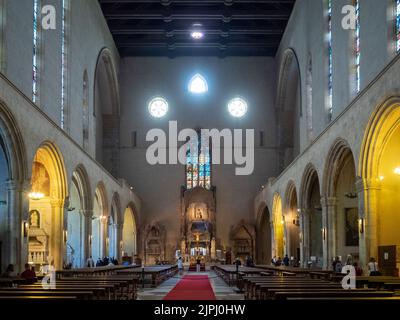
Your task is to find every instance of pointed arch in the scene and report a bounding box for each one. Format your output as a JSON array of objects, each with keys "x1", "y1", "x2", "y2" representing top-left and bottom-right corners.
[
  {"x1": 276, "y1": 48, "x2": 302, "y2": 171},
  {"x1": 94, "y1": 47, "x2": 120, "y2": 177},
  {"x1": 323, "y1": 138, "x2": 355, "y2": 197}
]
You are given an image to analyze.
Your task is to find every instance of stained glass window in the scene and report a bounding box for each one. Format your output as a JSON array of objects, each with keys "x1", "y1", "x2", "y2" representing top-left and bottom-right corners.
[
  {"x1": 32, "y1": 0, "x2": 40, "y2": 103},
  {"x1": 61, "y1": 0, "x2": 69, "y2": 130},
  {"x1": 354, "y1": 0, "x2": 360, "y2": 93},
  {"x1": 186, "y1": 131, "x2": 211, "y2": 190},
  {"x1": 327, "y1": 0, "x2": 333, "y2": 119},
  {"x1": 396, "y1": 0, "x2": 400, "y2": 52}
]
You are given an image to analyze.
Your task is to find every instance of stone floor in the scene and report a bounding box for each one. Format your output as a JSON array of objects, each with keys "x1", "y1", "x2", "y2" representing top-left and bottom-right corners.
[{"x1": 137, "y1": 270, "x2": 244, "y2": 300}]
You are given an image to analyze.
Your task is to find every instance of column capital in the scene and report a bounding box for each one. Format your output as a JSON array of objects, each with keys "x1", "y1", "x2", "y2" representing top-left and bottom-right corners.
[
  {"x1": 355, "y1": 177, "x2": 381, "y2": 192},
  {"x1": 80, "y1": 209, "x2": 93, "y2": 218},
  {"x1": 320, "y1": 196, "x2": 337, "y2": 207},
  {"x1": 5, "y1": 179, "x2": 20, "y2": 190},
  {"x1": 50, "y1": 198, "x2": 66, "y2": 208}
]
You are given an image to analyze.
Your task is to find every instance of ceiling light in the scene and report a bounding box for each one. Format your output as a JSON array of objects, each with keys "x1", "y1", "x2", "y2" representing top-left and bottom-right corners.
[
  {"x1": 228, "y1": 97, "x2": 248, "y2": 118},
  {"x1": 28, "y1": 192, "x2": 45, "y2": 200},
  {"x1": 191, "y1": 31, "x2": 204, "y2": 39},
  {"x1": 394, "y1": 167, "x2": 400, "y2": 175}
]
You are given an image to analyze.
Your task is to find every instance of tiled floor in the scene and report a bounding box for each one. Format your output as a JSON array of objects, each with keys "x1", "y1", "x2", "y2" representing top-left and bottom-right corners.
[{"x1": 137, "y1": 270, "x2": 244, "y2": 300}]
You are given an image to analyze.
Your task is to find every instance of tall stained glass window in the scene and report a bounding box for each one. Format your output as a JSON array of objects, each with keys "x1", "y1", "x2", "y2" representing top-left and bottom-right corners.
[
  {"x1": 327, "y1": 0, "x2": 333, "y2": 118},
  {"x1": 61, "y1": 0, "x2": 69, "y2": 129},
  {"x1": 354, "y1": 0, "x2": 360, "y2": 93},
  {"x1": 396, "y1": 0, "x2": 400, "y2": 52},
  {"x1": 186, "y1": 131, "x2": 211, "y2": 190},
  {"x1": 32, "y1": 0, "x2": 40, "y2": 103}
]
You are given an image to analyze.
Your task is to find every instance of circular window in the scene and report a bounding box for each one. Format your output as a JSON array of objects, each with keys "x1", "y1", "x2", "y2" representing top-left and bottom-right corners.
[
  {"x1": 148, "y1": 97, "x2": 168, "y2": 118},
  {"x1": 228, "y1": 97, "x2": 248, "y2": 118}
]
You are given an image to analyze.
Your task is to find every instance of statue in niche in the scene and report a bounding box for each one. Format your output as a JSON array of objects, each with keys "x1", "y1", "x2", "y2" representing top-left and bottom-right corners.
[
  {"x1": 195, "y1": 208, "x2": 203, "y2": 220},
  {"x1": 29, "y1": 210, "x2": 40, "y2": 228}
]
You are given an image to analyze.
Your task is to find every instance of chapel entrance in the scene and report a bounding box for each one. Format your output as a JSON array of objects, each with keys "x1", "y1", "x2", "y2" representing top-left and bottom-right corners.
[{"x1": 180, "y1": 187, "x2": 218, "y2": 265}]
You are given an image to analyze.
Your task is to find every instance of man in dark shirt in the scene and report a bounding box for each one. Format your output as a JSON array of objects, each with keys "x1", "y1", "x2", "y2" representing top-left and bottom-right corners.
[{"x1": 20, "y1": 263, "x2": 36, "y2": 280}]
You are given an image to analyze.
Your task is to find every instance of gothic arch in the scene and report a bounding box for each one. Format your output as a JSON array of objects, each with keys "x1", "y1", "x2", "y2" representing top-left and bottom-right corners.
[
  {"x1": 94, "y1": 47, "x2": 120, "y2": 177},
  {"x1": 276, "y1": 48, "x2": 302, "y2": 171},
  {"x1": 323, "y1": 138, "x2": 355, "y2": 197},
  {"x1": 359, "y1": 96, "x2": 400, "y2": 272}
]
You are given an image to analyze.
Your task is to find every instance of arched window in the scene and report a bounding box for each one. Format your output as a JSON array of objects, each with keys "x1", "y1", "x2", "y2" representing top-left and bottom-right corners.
[
  {"x1": 0, "y1": 2, "x2": 5, "y2": 73},
  {"x1": 326, "y1": 0, "x2": 333, "y2": 119},
  {"x1": 353, "y1": 0, "x2": 361, "y2": 94},
  {"x1": 82, "y1": 70, "x2": 89, "y2": 151},
  {"x1": 395, "y1": 0, "x2": 400, "y2": 53},
  {"x1": 61, "y1": 0, "x2": 70, "y2": 130},
  {"x1": 32, "y1": 0, "x2": 41, "y2": 104},
  {"x1": 186, "y1": 130, "x2": 211, "y2": 190},
  {"x1": 305, "y1": 56, "x2": 313, "y2": 142},
  {"x1": 188, "y1": 74, "x2": 208, "y2": 94}
]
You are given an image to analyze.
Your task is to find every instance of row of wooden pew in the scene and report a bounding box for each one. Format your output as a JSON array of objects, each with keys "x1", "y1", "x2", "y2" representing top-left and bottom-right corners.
[
  {"x1": 0, "y1": 264, "x2": 178, "y2": 300},
  {"x1": 240, "y1": 272, "x2": 400, "y2": 301}
]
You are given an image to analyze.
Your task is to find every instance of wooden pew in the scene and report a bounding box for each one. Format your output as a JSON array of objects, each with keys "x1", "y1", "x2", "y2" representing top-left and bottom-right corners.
[
  {"x1": 0, "y1": 290, "x2": 94, "y2": 300},
  {"x1": 273, "y1": 290, "x2": 394, "y2": 300}
]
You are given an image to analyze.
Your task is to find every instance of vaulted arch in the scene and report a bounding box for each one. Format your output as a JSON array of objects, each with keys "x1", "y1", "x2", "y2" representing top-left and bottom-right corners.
[
  {"x1": 94, "y1": 48, "x2": 120, "y2": 177},
  {"x1": 29, "y1": 141, "x2": 68, "y2": 269},
  {"x1": 300, "y1": 163, "x2": 322, "y2": 267},
  {"x1": 276, "y1": 48, "x2": 302, "y2": 172},
  {"x1": 359, "y1": 97, "x2": 400, "y2": 274}
]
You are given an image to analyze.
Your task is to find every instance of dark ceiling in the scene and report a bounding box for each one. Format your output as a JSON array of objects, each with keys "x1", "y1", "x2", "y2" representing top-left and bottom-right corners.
[{"x1": 98, "y1": 0, "x2": 296, "y2": 57}]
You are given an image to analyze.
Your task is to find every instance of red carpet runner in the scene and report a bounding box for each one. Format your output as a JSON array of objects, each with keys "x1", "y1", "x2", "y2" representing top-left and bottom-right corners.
[{"x1": 164, "y1": 275, "x2": 216, "y2": 300}]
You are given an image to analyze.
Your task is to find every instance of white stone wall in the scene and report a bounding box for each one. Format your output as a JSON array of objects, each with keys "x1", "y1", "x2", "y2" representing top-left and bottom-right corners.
[
  {"x1": 119, "y1": 57, "x2": 279, "y2": 260},
  {"x1": 3, "y1": 0, "x2": 119, "y2": 157}
]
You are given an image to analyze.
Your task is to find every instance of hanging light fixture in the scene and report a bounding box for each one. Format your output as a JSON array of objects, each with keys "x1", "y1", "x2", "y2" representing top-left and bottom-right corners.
[{"x1": 28, "y1": 192, "x2": 45, "y2": 200}]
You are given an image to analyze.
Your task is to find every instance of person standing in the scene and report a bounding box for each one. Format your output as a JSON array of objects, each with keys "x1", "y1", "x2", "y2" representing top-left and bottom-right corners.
[
  {"x1": 177, "y1": 256, "x2": 184, "y2": 276},
  {"x1": 368, "y1": 257, "x2": 380, "y2": 276},
  {"x1": 86, "y1": 256, "x2": 95, "y2": 268},
  {"x1": 196, "y1": 256, "x2": 201, "y2": 272}
]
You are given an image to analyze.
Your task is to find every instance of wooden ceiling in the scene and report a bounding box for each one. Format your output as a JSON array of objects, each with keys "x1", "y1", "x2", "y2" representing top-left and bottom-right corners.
[{"x1": 98, "y1": 0, "x2": 296, "y2": 57}]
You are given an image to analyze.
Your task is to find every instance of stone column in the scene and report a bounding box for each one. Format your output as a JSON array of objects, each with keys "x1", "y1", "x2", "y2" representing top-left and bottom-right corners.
[
  {"x1": 50, "y1": 199, "x2": 66, "y2": 270},
  {"x1": 81, "y1": 209, "x2": 93, "y2": 263},
  {"x1": 115, "y1": 223, "x2": 123, "y2": 261},
  {"x1": 300, "y1": 209, "x2": 310, "y2": 268},
  {"x1": 4, "y1": 180, "x2": 18, "y2": 271},
  {"x1": 321, "y1": 196, "x2": 337, "y2": 270},
  {"x1": 100, "y1": 216, "x2": 108, "y2": 258},
  {"x1": 356, "y1": 177, "x2": 380, "y2": 270},
  {"x1": 270, "y1": 221, "x2": 276, "y2": 258}
]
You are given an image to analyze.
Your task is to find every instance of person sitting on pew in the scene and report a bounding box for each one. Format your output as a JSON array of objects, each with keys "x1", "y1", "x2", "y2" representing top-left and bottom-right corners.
[
  {"x1": 283, "y1": 255, "x2": 290, "y2": 267},
  {"x1": 20, "y1": 263, "x2": 36, "y2": 282},
  {"x1": 271, "y1": 256, "x2": 277, "y2": 266},
  {"x1": 96, "y1": 258, "x2": 103, "y2": 267},
  {"x1": 275, "y1": 257, "x2": 282, "y2": 266},
  {"x1": 1, "y1": 264, "x2": 16, "y2": 278}
]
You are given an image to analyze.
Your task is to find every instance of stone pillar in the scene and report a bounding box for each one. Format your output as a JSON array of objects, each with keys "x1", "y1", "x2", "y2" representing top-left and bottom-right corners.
[
  {"x1": 101, "y1": 216, "x2": 108, "y2": 258},
  {"x1": 115, "y1": 223, "x2": 123, "y2": 261},
  {"x1": 50, "y1": 199, "x2": 66, "y2": 270},
  {"x1": 81, "y1": 209, "x2": 93, "y2": 263},
  {"x1": 4, "y1": 180, "x2": 18, "y2": 271},
  {"x1": 356, "y1": 177, "x2": 380, "y2": 270},
  {"x1": 270, "y1": 221, "x2": 276, "y2": 258},
  {"x1": 321, "y1": 196, "x2": 337, "y2": 270},
  {"x1": 300, "y1": 209, "x2": 310, "y2": 268}
]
